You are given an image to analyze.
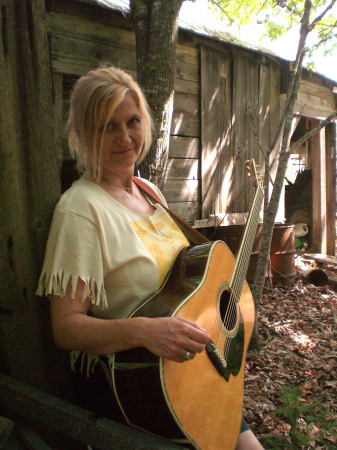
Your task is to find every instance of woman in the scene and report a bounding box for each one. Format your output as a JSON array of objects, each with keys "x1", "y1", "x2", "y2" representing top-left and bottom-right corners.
[{"x1": 37, "y1": 66, "x2": 263, "y2": 450}]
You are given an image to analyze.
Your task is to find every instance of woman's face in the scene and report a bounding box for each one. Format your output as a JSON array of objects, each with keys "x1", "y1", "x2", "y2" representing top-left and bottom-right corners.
[{"x1": 98, "y1": 94, "x2": 144, "y2": 175}]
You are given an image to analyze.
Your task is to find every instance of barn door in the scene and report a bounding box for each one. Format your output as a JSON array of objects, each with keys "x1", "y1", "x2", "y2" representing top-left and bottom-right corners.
[{"x1": 200, "y1": 46, "x2": 232, "y2": 219}]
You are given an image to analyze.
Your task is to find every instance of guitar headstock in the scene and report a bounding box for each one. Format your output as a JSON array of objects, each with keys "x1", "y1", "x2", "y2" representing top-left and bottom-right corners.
[{"x1": 245, "y1": 159, "x2": 264, "y2": 191}]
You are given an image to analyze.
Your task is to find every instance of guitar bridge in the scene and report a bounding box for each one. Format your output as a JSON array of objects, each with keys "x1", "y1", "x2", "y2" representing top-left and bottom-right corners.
[{"x1": 206, "y1": 341, "x2": 230, "y2": 382}]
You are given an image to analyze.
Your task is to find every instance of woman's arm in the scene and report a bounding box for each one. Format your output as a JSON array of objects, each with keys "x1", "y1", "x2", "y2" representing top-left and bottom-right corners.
[{"x1": 50, "y1": 278, "x2": 210, "y2": 363}]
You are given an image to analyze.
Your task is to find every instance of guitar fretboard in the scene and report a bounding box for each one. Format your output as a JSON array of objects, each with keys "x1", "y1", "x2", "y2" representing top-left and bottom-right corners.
[{"x1": 229, "y1": 184, "x2": 264, "y2": 301}]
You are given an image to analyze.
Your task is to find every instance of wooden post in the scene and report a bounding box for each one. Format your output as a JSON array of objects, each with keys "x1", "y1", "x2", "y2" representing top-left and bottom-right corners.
[
  {"x1": 325, "y1": 122, "x2": 336, "y2": 256},
  {"x1": 0, "y1": 0, "x2": 72, "y2": 398},
  {"x1": 311, "y1": 119, "x2": 327, "y2": 253}
]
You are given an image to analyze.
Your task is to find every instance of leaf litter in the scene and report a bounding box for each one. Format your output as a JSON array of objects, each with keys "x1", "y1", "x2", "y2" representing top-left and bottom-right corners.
[{"x1": 244, "y1": 255, "x2": 337, "y2": 449}]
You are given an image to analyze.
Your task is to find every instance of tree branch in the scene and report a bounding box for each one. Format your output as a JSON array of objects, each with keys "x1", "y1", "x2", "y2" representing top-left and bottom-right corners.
[
  {"x1": 309, "y1": 0, "x2": 337, "y2": 31},
  {"x1": 269, "y1": 0, "x2": 311, "y2": 155},
  {"x1": 288, "y1": 110, "x2": 337, "y2": 154}
]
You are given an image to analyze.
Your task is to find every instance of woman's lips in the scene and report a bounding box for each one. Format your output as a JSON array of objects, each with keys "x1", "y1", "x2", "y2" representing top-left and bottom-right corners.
[{"x1": 113, "y1": 148, "x2": 133, "y2": 154}]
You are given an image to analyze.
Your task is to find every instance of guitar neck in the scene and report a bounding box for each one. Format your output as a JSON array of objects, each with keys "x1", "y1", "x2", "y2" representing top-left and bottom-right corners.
[{"x1": 229, "y1": 185, "x2": 264, "y2": 300}]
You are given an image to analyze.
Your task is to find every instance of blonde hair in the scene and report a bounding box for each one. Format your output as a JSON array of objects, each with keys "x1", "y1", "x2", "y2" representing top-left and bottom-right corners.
[{"x1": 67, "y1": 66, "x2": 153, "y2": 180}]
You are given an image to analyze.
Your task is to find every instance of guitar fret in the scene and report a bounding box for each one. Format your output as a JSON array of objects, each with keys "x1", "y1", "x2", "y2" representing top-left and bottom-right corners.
[{"x1": 230, "y1": 185, "x2": 264, "y2": 300}]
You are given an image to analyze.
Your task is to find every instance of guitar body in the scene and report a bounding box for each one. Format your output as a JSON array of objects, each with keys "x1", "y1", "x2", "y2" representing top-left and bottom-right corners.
[{"x1": 111, "y1": 241, "x2": 255, "y2": 450}]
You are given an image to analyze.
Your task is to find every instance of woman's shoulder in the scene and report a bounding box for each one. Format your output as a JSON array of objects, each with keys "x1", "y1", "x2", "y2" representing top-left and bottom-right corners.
[
  {"x1": 135, "y1": 177, "x2": 167, "y2": 206},
  {"x1": 55, "y1": 179, "x2": 107, "y2": 217}
]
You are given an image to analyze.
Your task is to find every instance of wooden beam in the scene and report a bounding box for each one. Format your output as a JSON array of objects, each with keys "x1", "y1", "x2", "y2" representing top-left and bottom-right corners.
[
  {"x1": 304, "y1": 253, "x2": 337, "y2": 265},
  {"x1": 0, "y1": 374, "x2": 184, "y2": 450}
]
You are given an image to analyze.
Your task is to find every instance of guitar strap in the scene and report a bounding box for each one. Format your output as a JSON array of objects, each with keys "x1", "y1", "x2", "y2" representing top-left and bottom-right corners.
[{"x1": 132, "y1": 177, "x2": 209, "y2": 246}]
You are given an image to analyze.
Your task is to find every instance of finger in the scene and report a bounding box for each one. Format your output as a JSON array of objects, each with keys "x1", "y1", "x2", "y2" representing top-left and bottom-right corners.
[
  {"x1": 175, "y1": 317, "x2": 211, "y2": 344},
  {"x1": 176, "y1": 316, "x2": 208, "y2": 332},
  {"x1": 181, "y1": 350, "x2": 196, "y2": 362}
]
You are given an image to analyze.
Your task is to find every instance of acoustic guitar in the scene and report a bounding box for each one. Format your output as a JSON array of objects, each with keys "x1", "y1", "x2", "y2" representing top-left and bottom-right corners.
[{"x1": 110, "y1": 160, "x2": 264, "y2": 449}]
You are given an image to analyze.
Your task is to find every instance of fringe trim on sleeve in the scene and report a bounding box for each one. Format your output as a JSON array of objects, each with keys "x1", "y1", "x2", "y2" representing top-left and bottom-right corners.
[
  {"x1": 36, "y1": 271, "x2": 107, "y2": 309},
  {"x1": 70, "y1": 351, "x2": 99, "y2": 377}
]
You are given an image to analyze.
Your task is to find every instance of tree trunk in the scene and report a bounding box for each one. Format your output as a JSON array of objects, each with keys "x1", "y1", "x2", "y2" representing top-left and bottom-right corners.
[
  {"x1": 0, "y1": 0, "x2": 68, "y2": 395},
  {"x1": 250, "y1": 0, "x2": 313, "y2": 342},
  {"x1": 130, "y1": 0, "x2": 184, "y2": 188}
]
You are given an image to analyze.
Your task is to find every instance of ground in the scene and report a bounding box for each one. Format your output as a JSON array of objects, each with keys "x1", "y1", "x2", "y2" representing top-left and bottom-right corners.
[{"x1": 244, "y1": 256, "x2": 337, "y2": 449}]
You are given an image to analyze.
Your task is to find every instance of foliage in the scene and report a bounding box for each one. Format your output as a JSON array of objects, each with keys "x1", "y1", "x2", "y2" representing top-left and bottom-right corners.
[{"x1": 208, "y1": 0, "x2": 337, "y2": 69}]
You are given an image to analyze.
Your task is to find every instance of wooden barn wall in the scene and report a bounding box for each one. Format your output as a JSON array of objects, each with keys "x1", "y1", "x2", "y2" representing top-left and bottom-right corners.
[
  {"x1": 48, "y1": 9, "x2": 286, "y2": 225},
  {"x1": 200, "y1": 46, "x2": 281, "y2": 218},
  {"x1": 47, "y1": 12, "x2": 199, "y2": 223}
]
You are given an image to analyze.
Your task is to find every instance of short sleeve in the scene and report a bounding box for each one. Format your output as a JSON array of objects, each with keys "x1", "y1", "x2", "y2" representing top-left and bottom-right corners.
[{"x1": 36, "y1": 210, "x2": 107, "y2": 308}]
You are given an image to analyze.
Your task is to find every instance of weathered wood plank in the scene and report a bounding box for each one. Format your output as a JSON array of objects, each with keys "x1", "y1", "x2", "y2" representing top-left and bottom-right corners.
[
  {"x1": 47, "y1": 12, "x2": 136, "y2": 50},
  {"x1": 162, "y1": 179, "x2": 199, "y2": 202},
  {"x1": 246, "y1": 59, "x2": 260, "y2": 207},
  {"x1": 200, "y1": 46, "x2": 221, "y2": 218},
  {"x1": 304, "y1": 253, "x2": 337, "y2": 265},
  {"x1": 169, "y1": 136, "x2": 199, "y2": 158},
  {"x1": 174, "y1": 60, "x2": 199, "y2": 83},
  {"x1": 171, "y1": 111, "x2": 199, "y2": 137},
  {"x1": 165, "y1": 158, "x2": 199, "y2": 180},
  {"x1": 174, "y1": 92, "x2": 199, "y2": 115},
  {"x1": 281, "y1": 92, "x2": 337, "y2": 118},
  {"x1": 50, "y1": 34, "x2": 198, "y2": 83},
  {"x1": 231, "y1": 54, "x2": 248, "y2": 213},
  {"x1": 176, "y1": 43, "x2": 199, "y2": 65},
  {"x1": 296, "y1": 91, "x2": 336, "y2": 114},
  {"x1": 298, "y1": 79, "x2": 336, "y2": 100},
  {"x1": 218, "y1": 56, "x2": 233, "y2": 214},
  {"x1": 0, "y1": 374, "x2": 184, "y2": 450},
  {"x1": 167, "y1": 202, "x2": 200, "y2": 224},
  {"x1": 47, "y1": 13, "x2": 198, "y2": 66},
  {"x1": 50, "y1": 34, "x2": 137, "y2": 70},
  {"x1": 51, "y1": 57, "x2": 99, "y2": 76},
  {"x1": 53, "y1": 72, "x2": 64, "y2": 163},
  {"x1": 174, "y1": 78, "x2": 199, "y2": 95}
]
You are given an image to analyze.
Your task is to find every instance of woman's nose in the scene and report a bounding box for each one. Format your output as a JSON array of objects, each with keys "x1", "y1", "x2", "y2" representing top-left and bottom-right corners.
[{"x1": 117, "y1": 125, "x2": 132, "y2": 143}]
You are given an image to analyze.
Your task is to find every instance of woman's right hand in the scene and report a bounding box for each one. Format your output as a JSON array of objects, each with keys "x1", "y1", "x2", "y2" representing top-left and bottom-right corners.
[
  {"x1": 50, "y1": 278, "x2": 210, "y2": 361},
  {"x1": 139, "y1": 316, "x2": 211, "y2": 363}
]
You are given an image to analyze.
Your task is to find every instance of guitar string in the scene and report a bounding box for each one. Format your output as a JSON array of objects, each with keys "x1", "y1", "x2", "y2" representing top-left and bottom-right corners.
[
  {"x1": 224, "y1": 196, "x2": 259, "y2": 333},
  {"x1": 223, "y1": 191, "x2": 262, "y2": 359},
  {"x1": 223, "y1": 227, "x2": 251, "y2": 358},
  {"x1": 216, "y1": 187, "x2": 262, "y2": 356},
  {"x1": 218, "y1": 189, "x2": 263, "y2": 360},
  {"x1": 222, "y1": 170, "x2": 263, "y2": 358},
  {"x1": 222, "y1": 210, "x2": 257, "y2": 360}
]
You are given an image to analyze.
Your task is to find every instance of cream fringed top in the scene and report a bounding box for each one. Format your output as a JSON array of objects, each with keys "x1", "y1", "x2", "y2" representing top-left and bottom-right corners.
[{"x1": 36, "y1": 178, "x2": 189, "y2": 320}]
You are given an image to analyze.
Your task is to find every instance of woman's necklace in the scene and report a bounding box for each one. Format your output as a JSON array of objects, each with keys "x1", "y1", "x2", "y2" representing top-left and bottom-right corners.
[{"x1": 101, "y1": 176, "x2": 133, "y2": 192}]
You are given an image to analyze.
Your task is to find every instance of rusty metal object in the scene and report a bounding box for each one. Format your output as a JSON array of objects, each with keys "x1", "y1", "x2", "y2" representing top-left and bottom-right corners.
[{"x1": 270, "y1": 224, "x2": 296, "y2": 285}]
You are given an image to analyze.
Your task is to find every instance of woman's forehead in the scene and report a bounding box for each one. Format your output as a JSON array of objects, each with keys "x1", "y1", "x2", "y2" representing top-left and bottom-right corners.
[{"x1": 105, "y1": 94, "x2": 141, "y2": 122}]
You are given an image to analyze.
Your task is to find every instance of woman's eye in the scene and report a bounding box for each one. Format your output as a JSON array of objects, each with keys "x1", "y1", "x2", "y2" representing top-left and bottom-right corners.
[
  {"x1": 106, "y1": 122, "x2": 116, "y2": 130},
  {"x1": 129, "y1": 117, "x2": 141, "y2": 126}
]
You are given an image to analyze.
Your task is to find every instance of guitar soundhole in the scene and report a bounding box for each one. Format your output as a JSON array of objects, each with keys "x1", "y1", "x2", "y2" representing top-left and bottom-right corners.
[{"x1": 219, "y1": 288, "x2": 237, "y2": 332}]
